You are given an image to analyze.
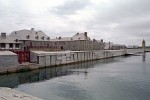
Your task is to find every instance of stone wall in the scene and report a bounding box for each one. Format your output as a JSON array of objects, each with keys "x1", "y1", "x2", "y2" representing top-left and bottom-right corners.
[
  {"x1": 32, "y1": 50, "x2": 126, "y2": 67},
  {"x1": 0, "y1": 55, "x2": 18, "y2": 67}
]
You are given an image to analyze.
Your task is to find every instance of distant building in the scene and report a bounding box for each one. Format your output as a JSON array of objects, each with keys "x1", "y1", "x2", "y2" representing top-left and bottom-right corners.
[
  {"x1": 104, "y1": 42, "x2": 126, "y2": 50},
  {"x1": 127, "y1": 45, "x2": 139, "y2": 49}
]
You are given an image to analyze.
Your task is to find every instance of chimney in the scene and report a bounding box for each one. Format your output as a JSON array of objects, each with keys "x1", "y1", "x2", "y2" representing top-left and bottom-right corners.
[
  {"x1": 1, "y1": 33, "x2": 6, "y2": 39},
  {"x1": 84, "y1": 32, "x2": 87, "y2": 38},
  {"x1": 31, "y1": 28, "x2": 34, "y2": 31}
]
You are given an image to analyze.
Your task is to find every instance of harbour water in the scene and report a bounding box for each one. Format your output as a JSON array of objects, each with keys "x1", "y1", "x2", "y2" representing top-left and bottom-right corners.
[{"x1": 0, "y1": 53, "x2": 150, "y2": 100}]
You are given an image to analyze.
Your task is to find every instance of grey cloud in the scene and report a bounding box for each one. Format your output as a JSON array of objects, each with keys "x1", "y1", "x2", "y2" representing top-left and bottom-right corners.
[
  {"x1": 51, "y1": 0, "x2": 91, "y2": 15},
  {"x1": 81, "y1": 0, "x2": 150, "y2": 45},
  {"x1": 1, "y1": 0, "x2": 150, "y2": 45}
]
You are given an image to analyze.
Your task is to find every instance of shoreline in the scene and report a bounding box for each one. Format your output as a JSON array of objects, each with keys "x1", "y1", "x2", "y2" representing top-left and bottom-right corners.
[
  {"x1": 0, "y1": 49, "x2": 145, "y2": 75},
  {"x1": 0, "y1": 87, "x2": 41, "y2": 100}
]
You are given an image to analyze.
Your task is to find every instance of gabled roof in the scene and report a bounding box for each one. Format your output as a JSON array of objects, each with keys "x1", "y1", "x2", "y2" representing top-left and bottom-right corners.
[
  {"x1": 72, "y1": 33, "x2": 90, "y2": 40},
  {"x1": 9, "y1": 28, "x2": 50, "y2": 41},
  {"x1": 0, "y1": 35, "x2": 21, "y2": 43},
  {"x1": 50, "y1": 32, "x2": 90, "y2": 41}
]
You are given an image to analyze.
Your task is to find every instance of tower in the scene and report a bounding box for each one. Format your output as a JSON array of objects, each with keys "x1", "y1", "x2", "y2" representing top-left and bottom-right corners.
[{"x1": 142, "y1": 39, "x2": 146, "y2": 52}]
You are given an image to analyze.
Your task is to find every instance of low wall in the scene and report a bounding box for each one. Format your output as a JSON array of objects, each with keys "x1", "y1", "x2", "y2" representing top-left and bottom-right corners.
[
  {"x1": 0, "y1": 51, "x2": 19, "y2": 68},
  {"x1": 0, "y1": 49, "x2": 143, "y2": 75},
  {"x1": 35, "y1": 50, "x2": 126, "y2": 67},
  {"x1": 126, "y1": 48, "x2": 143, "y2": 54}
]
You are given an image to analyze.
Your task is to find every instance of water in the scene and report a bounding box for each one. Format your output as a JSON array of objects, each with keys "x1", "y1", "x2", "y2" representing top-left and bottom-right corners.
[{"x1": 0, "y1": 53, "x2": 150, "y2": 100}]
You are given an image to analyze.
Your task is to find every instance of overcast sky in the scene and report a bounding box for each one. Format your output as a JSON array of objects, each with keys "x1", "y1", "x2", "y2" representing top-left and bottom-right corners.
[{"x1": 0, "y1": 0, "x2": 150, "y2": 46}]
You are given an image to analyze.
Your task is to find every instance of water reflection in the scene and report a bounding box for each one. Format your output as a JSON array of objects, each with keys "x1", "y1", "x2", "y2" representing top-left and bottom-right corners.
[
  {"x1": 0, "y1": 58, "x2": 115, "y2": 88},
  {"x1": 1, "y1": 54, "x2": 150, "y2": 100},
  {"x1": 142, "y1": 52, "x2": 146, "y2": 62}
]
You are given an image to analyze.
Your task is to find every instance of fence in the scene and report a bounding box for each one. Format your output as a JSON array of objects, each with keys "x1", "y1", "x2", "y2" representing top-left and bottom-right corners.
[{"x1": 13, "y1": 51, "x2": 30, "y2": 64}]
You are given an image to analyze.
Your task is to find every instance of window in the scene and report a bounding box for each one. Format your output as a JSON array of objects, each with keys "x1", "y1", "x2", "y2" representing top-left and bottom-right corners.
[
  {"x1": 35, "y1": 36, "x2": 39, "y2": 39},
  {"x1": 1, "y1": 43, "x2": 6, "y2": 48},
  {"x1": 41, "y1": 36, "x2": 44, "y2": 40},
  {"x1": 26, "y1": 35, "x2": 30, "y2": 39},
  {"x1": 9, "y1": 43, "x2": 13, "y2": 48},
  {"x1": 15, "y1": 39, "x2": 19, "y2": 42},
  {"x1": 15, "y1": 44, "x2": 20, "y2": 48},
  {"x1": 47, "y1": 37, "x2": 50, "y2": 40}
]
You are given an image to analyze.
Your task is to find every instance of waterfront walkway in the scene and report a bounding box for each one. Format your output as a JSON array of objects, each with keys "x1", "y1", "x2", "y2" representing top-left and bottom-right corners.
[{"x1": 0, "y1": 87, "x2": 41, "y2": 100}]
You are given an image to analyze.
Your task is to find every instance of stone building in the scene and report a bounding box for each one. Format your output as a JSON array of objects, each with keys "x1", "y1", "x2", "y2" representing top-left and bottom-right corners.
[
  {"x1": 9, "y1": 28, "x2": 104, "y2": 51},
  {"x1": 104, "y1": 42, "x2": 126, "y2": 50},
  {"x1": 51, "y1": 32, "x2": 104, "y2": 51},
  {"x1": 0, "y1": 33, "x2": 21, "y2": 51},
  {"x1": 9, "y1": 28, "x2": 51, "y2": 51}
]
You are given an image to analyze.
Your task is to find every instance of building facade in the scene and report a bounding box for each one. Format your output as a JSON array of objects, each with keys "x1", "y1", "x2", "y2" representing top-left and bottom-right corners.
[
  {"x1": 9, "y1": 28, "x2": 104, "y2": 51},
  {"x1": 1, "y1": 28, "x2": 105, "y2": 51},
  {"x1": 104, "y1": 42, "x2": 126, "y2": 50}
]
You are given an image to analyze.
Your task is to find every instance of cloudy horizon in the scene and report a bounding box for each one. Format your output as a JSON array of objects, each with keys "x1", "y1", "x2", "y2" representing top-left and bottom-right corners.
[{"x1": 0, "y1": 0, "x2": 150, "y2": 46}]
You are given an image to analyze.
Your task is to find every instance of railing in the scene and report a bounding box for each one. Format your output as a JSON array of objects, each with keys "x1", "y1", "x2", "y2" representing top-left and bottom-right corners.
[{"x1": 12, "y1": 50, "x2": 30, "y2": 64}]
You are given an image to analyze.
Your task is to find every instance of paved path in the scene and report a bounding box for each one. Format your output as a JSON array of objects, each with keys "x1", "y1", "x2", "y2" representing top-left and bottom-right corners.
[{"x1": 0, "y1": 87, "x2": 42, "y2": 100}]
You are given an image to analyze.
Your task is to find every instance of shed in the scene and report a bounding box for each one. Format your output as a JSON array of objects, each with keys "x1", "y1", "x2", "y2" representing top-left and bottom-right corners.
[{"x1": 30, "y1": 51, "x2": 74, "y2": 67}]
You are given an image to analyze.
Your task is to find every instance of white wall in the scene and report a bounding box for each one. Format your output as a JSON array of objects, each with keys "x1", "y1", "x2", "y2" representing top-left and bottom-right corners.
[{"x1": 32, "y1": 50, "x2": 133, "y2": 67}]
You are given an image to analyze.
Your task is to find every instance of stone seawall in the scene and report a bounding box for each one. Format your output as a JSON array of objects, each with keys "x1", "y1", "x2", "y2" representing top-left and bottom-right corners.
[{"x1": 0, "y1": 49, "x2": 143, "y2": 75}]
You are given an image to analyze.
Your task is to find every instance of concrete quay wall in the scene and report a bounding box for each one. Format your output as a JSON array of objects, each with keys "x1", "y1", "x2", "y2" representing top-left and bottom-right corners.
[
  {"x1": 0, "y1": 49, "x2": 143, "y2": 75},
  {"x1": 34, "y1": 50, "x2": 127, "y2": 67}
]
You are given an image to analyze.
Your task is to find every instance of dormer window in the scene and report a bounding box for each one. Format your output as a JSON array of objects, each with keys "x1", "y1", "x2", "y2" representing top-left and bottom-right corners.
[
  {"x1": 47, "y1": 37, "x2": 50, "y2": 40},
  {"x1": 71, "y1": 38, "x2": 73, "y2": 40},
  {"x1": 15, "y1": 32, "x2": 17, "y2": 34},
  {"x1": 35, "y1": 36, "x2": 39, "y2": 39},
  {"x1": 78, "y1": 38, "x2": 81, "y2": 40},
  {"x1": 59, "y1": 37, "x2": 61, "y2": 40},
  {"x1": 15, "y1": 39, "x2": 18, "y2": 42},
  {"x1": 35, "y1": 32, "x2": 38, "y2": 34},
  {"x1": 41, "y1": 36, "x2": 44, "y2": 40},
  {"x1": 26, "y1": 35, "x2": 30, "y2": 39}
]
